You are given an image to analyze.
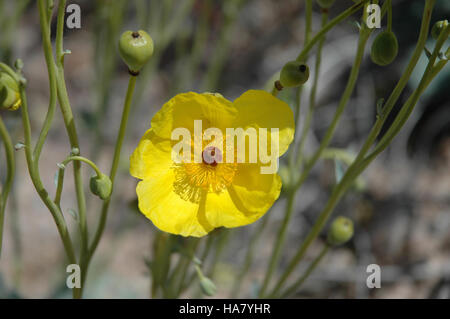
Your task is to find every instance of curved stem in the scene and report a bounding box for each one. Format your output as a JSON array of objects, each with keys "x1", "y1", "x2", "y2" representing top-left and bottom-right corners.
[
  {"x1": 88, "y1": 75, "x2": 137, "y2": 261},
  {"x1": 0, "y1": 115, "x2": 15, "y2": 258},
  {"x1": 61, "y1": 156, "x2": 103, "y2": 176},
  {"x1": 18, "y1": 83, "x2": 77, "y2": 272},
  {"x1": 53, "y1": 0, "x2": 88, "y2": 298},
  {"x1": 278, "y1": 244, "x2": 329, "y2": 298},
  {"x1": 55, "y1": 156, "x2": 103, "y2": 206},
  {"x1": 33, "y1": 0, "x2": 57, "y2": 164}
]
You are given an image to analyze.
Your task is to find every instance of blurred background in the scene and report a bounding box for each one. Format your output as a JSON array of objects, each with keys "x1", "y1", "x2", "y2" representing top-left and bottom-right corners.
[{"x1": 0, "y1": 0, "x2": 449, "y2": 298}]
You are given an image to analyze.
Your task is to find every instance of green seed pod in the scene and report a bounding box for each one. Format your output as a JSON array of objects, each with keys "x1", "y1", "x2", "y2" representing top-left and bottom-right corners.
[
  {"x1": 316, "y1": 0, "x2": 335, "y2": 9},
  {"x1": 0, "y1": 72, "x2": 21, "y2": 111},
  {"x1": 118, "y1": 30, "x2": 154, "y2": 74},
  {"x1": 431, "y1": 20, "x2": 449, "y2": 40},
  {"x1": 89, "y1": 173, "x2": 112, "y2": 200},
  {"x1": 279, "y1": 61, "x2": 310, "y2": 88},
  {"x1": 370, "y1": 31, "x2": 399, "y2": 66},
  {"x1": 327, "y1": 216, "x2": 354, "y2": 246},
  {"x1": 199, "y1": 276, "x2": 217, "y2": 296}
]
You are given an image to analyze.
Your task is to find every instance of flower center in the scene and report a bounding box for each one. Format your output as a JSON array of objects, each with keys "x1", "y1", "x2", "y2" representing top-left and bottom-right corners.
[
  {"x1": 173, "y1": 146, "x2": 237, "y2": 203},
  {"x1": 202, "y1": 146, "x2": 222, "y2": 167}
]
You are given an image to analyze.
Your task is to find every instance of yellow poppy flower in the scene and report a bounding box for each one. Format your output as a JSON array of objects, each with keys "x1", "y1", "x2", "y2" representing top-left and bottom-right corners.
[{"x1": 130, "y1": 90, "x2": 294, "y2": 237}]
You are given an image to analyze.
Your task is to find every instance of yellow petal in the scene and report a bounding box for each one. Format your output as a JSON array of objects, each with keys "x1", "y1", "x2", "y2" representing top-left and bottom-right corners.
[
  {"x1": 233, "y1": 90, "x2": 295, "y2": 157},
  {"x1": 151, "y1": 92, "x2": 238, "y2": 140},
  {"x1": 205, "y1": 163, "x2": 282, "y2": 228},
  {"x1": 136, "y1": 171, "x2": 214, "y2": 237},
  {"x1": 129, "y1": 129, "x2": 173, "y2": 180}
]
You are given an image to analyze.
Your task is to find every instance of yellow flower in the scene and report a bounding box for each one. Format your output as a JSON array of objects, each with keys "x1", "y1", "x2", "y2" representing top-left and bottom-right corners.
[{"x1": 130, "y1": 90, "x2": 294, "y2": 237}]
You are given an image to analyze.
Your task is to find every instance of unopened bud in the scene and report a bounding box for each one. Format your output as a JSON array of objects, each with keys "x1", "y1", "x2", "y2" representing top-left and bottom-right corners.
[
  {"x1": 119, "y1": 30, "x2": 154, "y2": 74},
  {"x1": 0, "y1": 72, "x2": 21, "y2": 111},
  {"x1": 327, "y1": 216, "x2": 354, "y2": 246},
  {"x1": 89, "y1": 173, "x2": 112, "y2": 200},
  {"x1": 370, "y1": 31, "x2": 398, "y2": 66},
  {"x1": 279, "y1": 61, "x2": 310, "y2": 88},
  {"x1": 431, "y1": 20, "x2": 449, "y2": 40}
]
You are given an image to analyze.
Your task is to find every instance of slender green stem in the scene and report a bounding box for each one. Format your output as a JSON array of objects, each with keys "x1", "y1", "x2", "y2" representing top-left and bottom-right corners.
[
  {"x1": 33, "y1": 1, "x2": 57, "y2": 164},
  {"x1": 387, "y1": 0, "x2": 392, "y2": 32},
  {"x1": 176, "y1": 239, "x2": 200, "y2": 297},
  {"x1": 293, "y1": 28, "x2": 371, "y2": 190},
  {"x1": 347, "y1": 0, "x2": 435, "y2": 171},
  {"x1": 206, "y1": 229, "x2": 231, "y2": 278},
  {"x1": 200, "y1": 0, "x2": 245, "y2": 91},
  {"x1": 271, "y1": 86, "x2": 279, "y2": 96},
  {"x1": 17, "y1": 82, "x2": 77, "y2": 271},
  {"x1": 295, "y1": 10, "x2": 329, "y2": 168},
  {"x1": 258, "y1": 192, "x2": 295, "y2": 297},
  {"x1": 230, "y1": 214, "x2": 270, "y2": 298},
  {"x1": 88, "y1": 75, "x2": 137, "y2": 261},
  {"x1": 153, "y1": 233, "x2": 175, "y2": 298},
  {"x1": 287, "y1": 0, "x2": 313, "y2": 170},
  {"x1": 265, "y1": 28, "x2": 371, "y2": 298},
  {"x1": 269, "y1": 1, "x2": 438, "y2": 295},
  {"x1": 0, "y1": 115, "x2": 15, "y2": 258},
  {"x1": 295, "y1": 0, "x2": 369, "y2": 62},
  {"x1": 181, "y1": 233, "x2": 216, "y2": 293},
  {"x1": 61, "y1": 156, "x2": 103, "y2": 176},
  {"x1": 54, "y1": 156, "x2": 103, "y2": 206},
  {"x1": 53, "y1": 0, "x2": 88, "y2": 298},
  {"x1": 258, "y1": 1, "x2": 318, "y2": 297},
  {"x1": 278, "y1": 244, "x2": 329, "y2": 298}
]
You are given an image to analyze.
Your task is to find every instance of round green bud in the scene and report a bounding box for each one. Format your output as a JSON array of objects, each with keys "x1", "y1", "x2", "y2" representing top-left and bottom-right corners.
[
  {"x1": 370, "y1": 31, "x2": 399, "y2": 66},
  {"x1": 89, "y1": 173, "x2": 112, "y2": 200},
  {"x1": 327, "y1": 216, "x2": 354, "y2": 246},
  {"x1": 431, "y1": 20, "x2": 448, "y2": 40},
  {"x1": 199, "y1": 276, "x2": 217, "y2": 296},
  {"x1": 0, "y1": 72, "x2": 21, "y2": 111},
  {"x1": 279, "y1": 61, "x2": 310, "y2": 88},
  {"x1": 118, "y1": 30, "x2": 154, "y2": 74},
  {"x1": 316, "y1": 0, "x2": 335, "y2": 9}
]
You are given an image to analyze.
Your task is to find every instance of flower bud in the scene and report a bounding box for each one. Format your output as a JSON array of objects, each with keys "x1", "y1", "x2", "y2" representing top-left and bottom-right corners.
[
  {"x1": 327, "y1": 216, "x2": 354, "y2": 246},
  {"x1": 118, "y1": 30, "x2": 154, "y2": 74},
  {"x1": 370, "y1": 31, "x2": 398, "y2": 66},
  {"x1": 0, "y1": 72, "x2": 21, "y2": 111},
  {"x1": 89, "y1": 173, "x2": 112, "y2": 200},
  {"x1": 280, "y1": 61, "x2": 310, "y2": 88},
  {"x1": 199, "y1": 276, "x2": 217, "y2": 296},
  {"x1": 431, "y1": 20, "x2": 449, "y2": 40},
  {"x1": 316, "y1": 0, "x2": 335, "y2": 9}
]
